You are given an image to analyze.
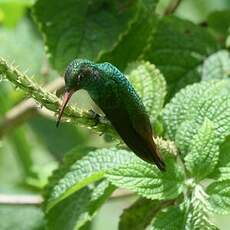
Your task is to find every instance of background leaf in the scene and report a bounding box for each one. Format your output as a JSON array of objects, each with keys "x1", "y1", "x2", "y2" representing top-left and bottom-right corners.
[
  {"x1": 0, "y1": 18, "x2": 44, "y2": 77},
  {"x1": 98, "y1": 0, "x2": 158, "y2": 70},
  {"x1": 208, "y1": 10, "x2": 230, "y2": 38},
  {"x1": 143, "y1": 16, "x2": 217, "y2": 99},
  {"x1": 33, "y1": 0, "x2": 142, "y2": 72},
  {"x1": 207, "y1": 180, "x2": 230, "y2": 215},
  {"x1": 0, "y1": 0, "x2": 33, "y2": 27},
  {"x1": 29, "y1": 117, "x2": 89, "y2": 160},
  {"x1": 202, "y1": 50, "x2": 230, "y2": 81},
  {"x1": 151, "y1": 205, "x2": 186, "y2": 230},
  {"x1": 0, "y1": 205, "x2": 44, "y2": 230},
  {"x1": 47, "y1": 180, "x2": 115, "y2": 230},
  {"x1": 119, "y1": 198, "x2": 162, "y2": 230},
  {"x1": 126, "y1": 61, "x2": 166, "y2": 123}
]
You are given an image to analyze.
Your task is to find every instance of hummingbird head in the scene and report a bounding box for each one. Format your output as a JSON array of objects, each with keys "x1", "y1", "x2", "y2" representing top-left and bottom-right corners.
[{"x1": 56, "y1": 59, "x2": 94, "y2": 127}]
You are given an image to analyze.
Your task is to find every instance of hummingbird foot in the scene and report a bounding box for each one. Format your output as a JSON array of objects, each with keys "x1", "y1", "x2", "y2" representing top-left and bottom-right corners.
[{"x1": 88, "y1": 109, "x2": 102, "y2": 126}]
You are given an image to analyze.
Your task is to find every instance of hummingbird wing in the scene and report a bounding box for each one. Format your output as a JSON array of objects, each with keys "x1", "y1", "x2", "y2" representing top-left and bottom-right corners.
[
  {"x1": 95, "y1": 64, "x2": 165, "y2": 170},
  {"x1": 104, "y1": 106, "x2": 165, "y2": 171},
  {"x1": 132, "y1": 113, "x2": 165, "y2": 170}
]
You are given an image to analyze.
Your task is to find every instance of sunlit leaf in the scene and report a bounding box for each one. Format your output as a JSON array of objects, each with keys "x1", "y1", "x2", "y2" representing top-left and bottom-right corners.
[
  {"x1": 45, "y1": 148, "x2": 136, "y2": 211},
  {"x1": 207, "y1": 180, "x2": 230, "y2": 215},
  {"x1": 184, "y1": 119, "x2": 219, "y2": 180},
  {"x1": 107, "y1": 157, "x2": 184, "y2": 200},
  {"x1": 126, "y1": 61, "x2": 166, "y2": 122}
]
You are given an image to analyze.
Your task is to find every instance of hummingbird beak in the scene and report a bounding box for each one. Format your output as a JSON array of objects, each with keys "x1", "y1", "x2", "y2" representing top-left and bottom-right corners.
[{"x1": 56, "y1": 90, "x2": 74, "y2": 127}]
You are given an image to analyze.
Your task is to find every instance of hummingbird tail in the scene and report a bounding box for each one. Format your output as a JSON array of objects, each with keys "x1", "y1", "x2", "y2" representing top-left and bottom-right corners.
[
  {"x1": 147, "y1": 138, "x2": 166, "y2": 171},
  {"x1": 153, "y1": 154, "x2": 165, "y2": 171}
]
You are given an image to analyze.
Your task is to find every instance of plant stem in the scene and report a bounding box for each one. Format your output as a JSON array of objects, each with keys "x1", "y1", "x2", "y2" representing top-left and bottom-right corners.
[
  {"x1": 0, "y1": 194, "x2": 43, "y2": 206},
  {"x1": 0, "y1": 58, "x2": 177, "y2": 156},
  {"x1": 0, "y1": 58, "x2": 115, "y2": 137}
]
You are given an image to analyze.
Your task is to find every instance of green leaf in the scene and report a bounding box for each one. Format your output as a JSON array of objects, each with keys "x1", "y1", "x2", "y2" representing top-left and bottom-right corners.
[
  {"x1": 173, "y1": 93, "x2": 230, "y2": 159},
  {"x1": 45, "y1": 148, "x2": 136, "y2": 212},
  {"x1": 162, "y1": 80, "x2": 229, "y2": 140},
  {"x1": 202, "y1": 50, "x2": 230, "y2": 81},
  {"x1": 143, "y1": 16, "x2": 217, "y2": 98},
  {"x1": 151, "y1": 205, "x2": 186, "y2": 230},
  {"x1": 209, "y1": 136, "x2": 230, "y2": 180},
  {"x1": 47, "y1": 180, "x2": 115, "y2": 230},
  {"x1": 184, "y1": 119, "x2": 219, "y2": 180},
  {"x1": 33, "y1": 0, "x2": 141, "y2": 72},
  {"x1": 0, "y1": 205, "x2": 44, "y2": 230},
  {"x1": 195, "y1": 95, "x2": 230, "y2": 143},
  {"x1": 126, "y1": 61, "x2": 167, "y2": 122},
  {"x1": 119, "y1": 198, "x2": 162, "y2": 230},
  {"x1": 174, "y1": 120, "x2": 200, "y2": 156},
  {"x1": 44, "y1": 146, "x2": 95, "y2": 204},
  {"x1": 207, "y1": 10, "x2": 230, "y2": 38},
  {"x1": 179, "y1": 94, "x2": 230, "y2": 149},
  {"x1": 187, "y1": 185, "x2": 218, "y2": 230},
  {"x1": 207, "y1": 180, "x2": 230, "y2": 215},
  {"x1": 106, "y1": 157, "x2": 184, "y2": 200},
  {"x1": 210, "y1": 167, "x2": 230, "y2": 182},
  {"x1": 98, "y1": 1, "x2": 158, "y2": 70}
]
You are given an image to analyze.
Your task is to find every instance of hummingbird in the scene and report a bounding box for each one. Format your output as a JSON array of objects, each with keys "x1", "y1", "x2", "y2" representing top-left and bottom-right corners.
[{"x1": 56, "y1": 59, "x2": 165, "y2": 171}]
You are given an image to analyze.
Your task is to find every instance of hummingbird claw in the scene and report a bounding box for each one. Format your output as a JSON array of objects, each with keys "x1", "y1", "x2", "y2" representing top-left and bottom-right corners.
[{"x1": 88, "y1": 109, "x2": 101, "y2": 126}]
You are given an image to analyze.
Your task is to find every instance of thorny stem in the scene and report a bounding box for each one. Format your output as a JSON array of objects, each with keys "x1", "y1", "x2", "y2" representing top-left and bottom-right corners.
[
  {"x1": 0, "y1": 58, "x2": 177, "y2": 155},
  {"x1": 0, "y1": 58, "x2": 115, "y2": 137}
]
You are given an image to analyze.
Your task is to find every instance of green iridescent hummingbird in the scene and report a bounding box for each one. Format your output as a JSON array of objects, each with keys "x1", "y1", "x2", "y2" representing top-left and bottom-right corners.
[{"x1": 56, "y1": 59, "x2": 165, "y2": 171}]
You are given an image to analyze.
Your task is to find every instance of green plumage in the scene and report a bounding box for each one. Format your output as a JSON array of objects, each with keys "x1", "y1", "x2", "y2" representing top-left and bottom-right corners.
[{"x1": 58, "y1": 59, "x2": 165, "y2": 171}]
